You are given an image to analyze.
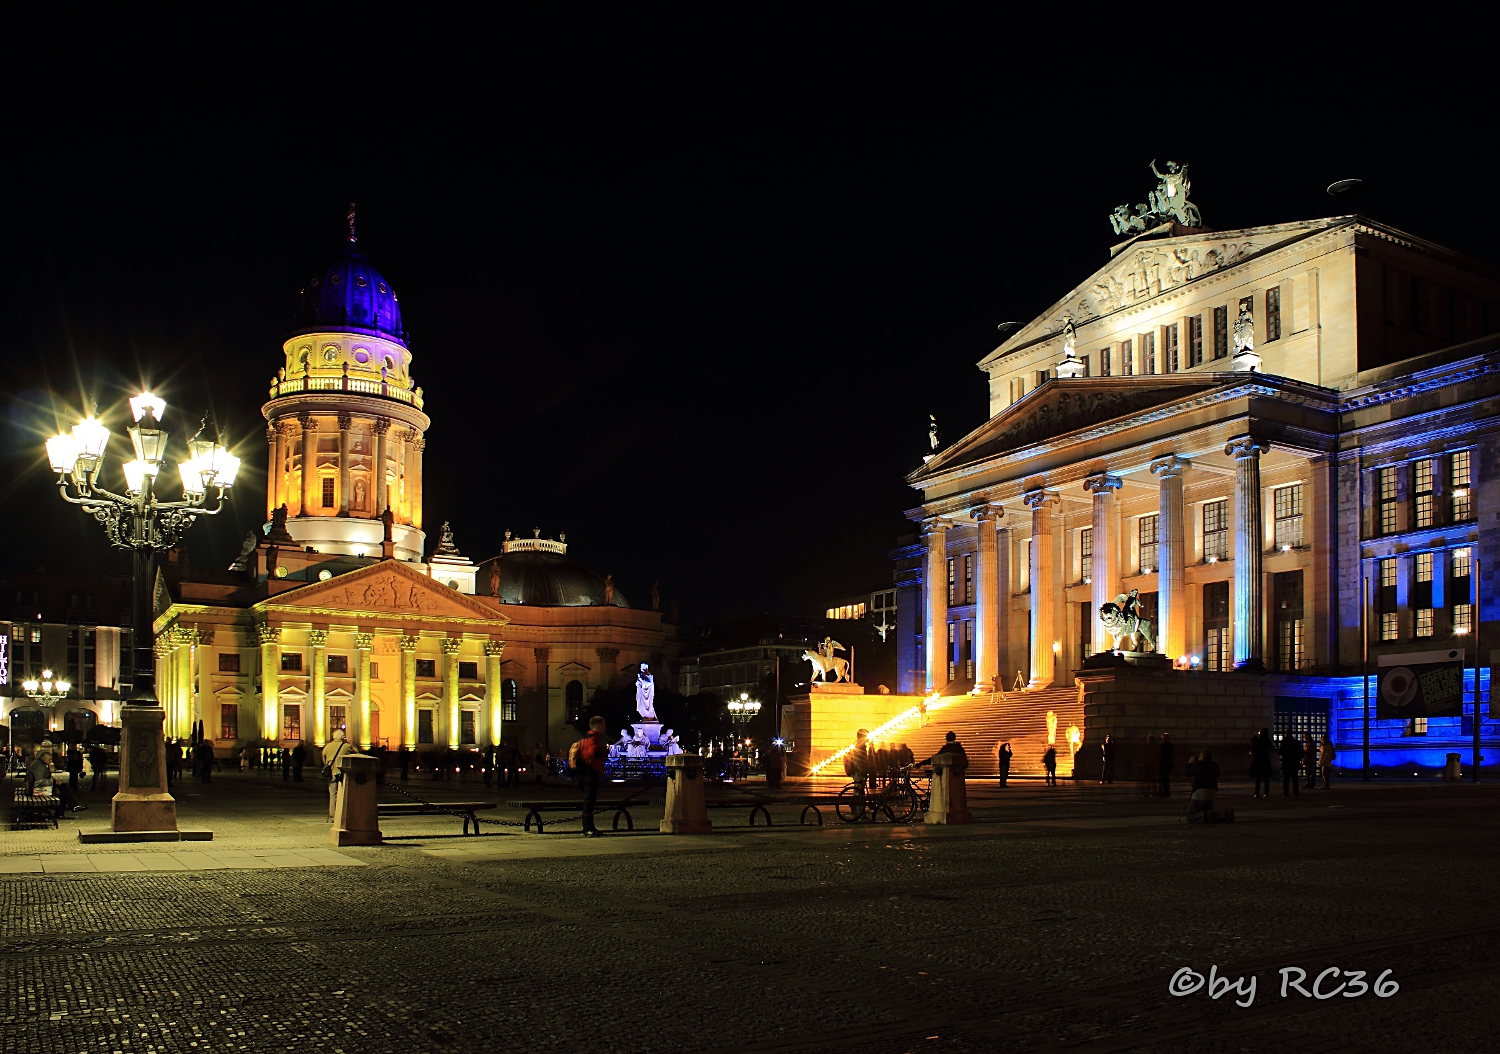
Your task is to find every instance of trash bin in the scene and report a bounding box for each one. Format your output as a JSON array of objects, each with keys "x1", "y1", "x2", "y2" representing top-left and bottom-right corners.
[{"x1": 1444, "y1": 753, "x2": 1462, "y2": 781}]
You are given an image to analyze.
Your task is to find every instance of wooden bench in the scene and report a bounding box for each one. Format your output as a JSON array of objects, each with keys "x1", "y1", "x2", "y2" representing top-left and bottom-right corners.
[
  {"x1": 12, "y1": 789, "x2": 59, "y2": 830},
  {"x1": 377, "y1": 801, "x2": 496, "y2": 835},
  {"x1": 520, "y1": 798, "x2": 642, "y2": 833}
]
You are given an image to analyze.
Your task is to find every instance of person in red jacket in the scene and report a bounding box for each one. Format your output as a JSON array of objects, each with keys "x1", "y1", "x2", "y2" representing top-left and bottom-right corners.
[{"x1": 578, "y1": 716, "x2": 608, "y2": 837}]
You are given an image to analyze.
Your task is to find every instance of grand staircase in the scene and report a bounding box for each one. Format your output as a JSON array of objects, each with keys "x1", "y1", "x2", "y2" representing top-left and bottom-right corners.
[{"x1": 864, "y1": 684, "x2": 1087, "y2": 778}]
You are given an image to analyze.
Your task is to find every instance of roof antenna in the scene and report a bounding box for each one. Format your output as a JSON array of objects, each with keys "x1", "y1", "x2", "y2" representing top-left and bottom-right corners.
[{"x1": 347, "y1": 202, "x2": 357, "y2": 243}]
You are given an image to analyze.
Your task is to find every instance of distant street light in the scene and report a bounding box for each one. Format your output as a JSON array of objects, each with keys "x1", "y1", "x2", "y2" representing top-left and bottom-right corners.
[
  {"x1": 21, "y1": 668, "x2": 71, "y2": 731},
  {"x1": 727, "y1": 691, "x2": 762, "y2": 729},
  {"x1": 46, "y1": 392, "x2": 239, "y2": 832}
]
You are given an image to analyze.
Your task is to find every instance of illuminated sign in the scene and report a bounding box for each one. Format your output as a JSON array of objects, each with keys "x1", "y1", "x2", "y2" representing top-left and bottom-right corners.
[{"x1": 0, "y1": 633, "x2": 8, "y2": 686}]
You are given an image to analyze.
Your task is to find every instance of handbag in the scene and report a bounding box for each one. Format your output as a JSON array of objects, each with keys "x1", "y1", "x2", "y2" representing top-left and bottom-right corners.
[{"x1": 320, "y1": 741, "x2": 347, "y2": 780}]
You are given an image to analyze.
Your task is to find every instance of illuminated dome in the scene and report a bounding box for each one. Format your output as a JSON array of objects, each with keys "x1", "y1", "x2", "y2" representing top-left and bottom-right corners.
[
  {"x1": 487, "y1": 549, "x2": 629, "y2": 608},
  {"x1": 292, "y1": 243, "x2": 407, "y2": 345}
]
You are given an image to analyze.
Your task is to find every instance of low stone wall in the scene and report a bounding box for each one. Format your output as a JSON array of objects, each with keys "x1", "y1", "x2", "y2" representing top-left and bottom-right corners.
[{"x1": 783, "y1": 689, "x2": 917, "y2": 776}]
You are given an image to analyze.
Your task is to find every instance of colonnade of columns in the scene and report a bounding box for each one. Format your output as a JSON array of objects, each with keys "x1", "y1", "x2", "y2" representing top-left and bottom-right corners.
[
  {"x1": 921, "y1": 435, "x2": 1268, "y2": 690},
  {"x1": 264, "y1": 413, "x2": 424, "y2": 526}
]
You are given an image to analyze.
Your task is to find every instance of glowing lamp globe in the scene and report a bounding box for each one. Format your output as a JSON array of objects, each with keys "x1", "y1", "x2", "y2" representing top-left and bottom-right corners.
[
  {"x1": 129, "y1": 391, "x2": 166, "y2": 422},
  {"x1": 46, "y1": 433, "x2": 79, "y2": 474},
  {"x1": 71, "y1": 418, "x2": 111, "y2": 466}
]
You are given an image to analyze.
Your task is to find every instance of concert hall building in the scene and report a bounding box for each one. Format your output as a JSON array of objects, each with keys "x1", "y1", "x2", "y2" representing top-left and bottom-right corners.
[{"x1": 886, "y1": 202, "x2": 1500, "y2": 776}]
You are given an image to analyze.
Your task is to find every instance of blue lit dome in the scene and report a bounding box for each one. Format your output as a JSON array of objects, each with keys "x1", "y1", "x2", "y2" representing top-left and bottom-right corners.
[{"x1": 293, "y1": 243, "x2": 407, "y2": 345}]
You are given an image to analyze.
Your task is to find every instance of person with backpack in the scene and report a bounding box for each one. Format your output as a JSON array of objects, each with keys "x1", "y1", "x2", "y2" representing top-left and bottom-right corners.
[
  {"x1": 322, "y1": 730, "x2": 349, "y2": 820},
  {"x1": 574, "y1": 717, "x2": 608, "y2": 837}
]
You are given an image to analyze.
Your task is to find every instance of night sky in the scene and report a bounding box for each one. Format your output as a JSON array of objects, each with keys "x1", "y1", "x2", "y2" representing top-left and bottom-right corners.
[{"x1": 1, "y1": 18, "x2": 1489, "y2": 625}]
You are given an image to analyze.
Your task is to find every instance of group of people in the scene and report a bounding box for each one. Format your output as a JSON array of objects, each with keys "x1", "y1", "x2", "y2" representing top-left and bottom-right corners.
[
  {"x1": 165, "y1": 736, "x2": 221, "y2": 786},
  {"x1": 1249, "y1": 729, "x2": 1335, "y2": 797},
  {"x1": 15, "y1": 741, "x2": 89, "y2": 819},
  {"x1": 842, "y1": 731, "x2": 917, "y2": 789}
]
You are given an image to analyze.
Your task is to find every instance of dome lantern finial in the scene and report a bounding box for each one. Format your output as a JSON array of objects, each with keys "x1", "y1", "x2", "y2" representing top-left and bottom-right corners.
[{"x1": 347, "y1": 201, "x2": 357, "y2": 243}]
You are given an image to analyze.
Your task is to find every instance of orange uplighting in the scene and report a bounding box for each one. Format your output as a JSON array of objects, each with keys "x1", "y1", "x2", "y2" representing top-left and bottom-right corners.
[{"x1": 808, "y1": 691, "x2": 950, "y2": 775}]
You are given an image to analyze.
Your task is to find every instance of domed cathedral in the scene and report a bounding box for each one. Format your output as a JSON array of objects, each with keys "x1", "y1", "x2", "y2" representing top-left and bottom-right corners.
[
  {"x1": 263, "y1": 213, "x2": 431, "y2": 565},
  {"x1": 148, "y1": 216, "x2": 676, "y2": 762}
]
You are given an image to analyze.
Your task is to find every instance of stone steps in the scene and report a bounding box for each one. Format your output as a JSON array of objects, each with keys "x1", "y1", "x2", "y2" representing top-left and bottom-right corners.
[{"x1": 870, "y1": 684, "x2": 1087, "y2": 777}]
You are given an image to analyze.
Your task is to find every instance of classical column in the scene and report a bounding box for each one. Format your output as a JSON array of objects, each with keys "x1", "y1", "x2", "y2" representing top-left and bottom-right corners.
[
  {"x1": 442, "y1": 638, "x2": 463, "y2": 749},
  {"x1": 297, "y1": 414, "x2": 317, "y2": 517},
  {"x1": 1150, "y1": 455, "x2": 1191, "y2": 661},
  {"x1": 374, "y1": 418, "x2": 391, "y2": 517},
  {"x1": 412, "y1": 436, "x2": 425, "y2": 529},
  {"x1": 485, "y1": 640, "x2": 506, "y2": 746},
  {"x1": 922, "y1": 519, "x2": 949, "y2": 692},
  {"x1": 177, "y1": 630, "x2": 194, "y2": 739},
  {"x1": 403, "y1": 428, "x2": 418, "y2": 522},
  {"x1": 399, "y1": 635, "x2": 418, "y2": 749},
  {"x1": 1227, "y1": 437, "x2": 1270, "y2": 669},
  {"x1": 337, "y1": 415, "x2": 353, "y2": 517},
  {"x1": 355, "y1": 632, "x2": 375, "y2": 749},
  {"x1": 970, "y1": 504, "x2": 1004, "y2": 690},
  {"x1": 192, "y1": 627, "x2": 211, "y2": 736},
  {"x1": 153, "y1": 638, "x2": 171, "y2": 737},
  {"x1": 1084, "y1": 474, "x2": 1123, "y2": 654},
  {"x1": 1024, "y1": 489, "x2": 1057, "y2": 689},
  {"x1": 265, "y1": 425, "x2": 280, "y2": 519},
  {"x1": 309, "y1": 629, "x2": 328, "y2": 745},
  {"x1": 257, "y1": 624, "x2": 281, "y2": 741}
]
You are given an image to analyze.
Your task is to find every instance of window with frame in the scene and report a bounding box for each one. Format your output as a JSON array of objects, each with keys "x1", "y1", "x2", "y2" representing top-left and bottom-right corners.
[
  {"x1": 1142, "y1": 331, "x2": 1156, "y2": 374},
  {"x1": 321, "y1": 477, "x2": 335, "y2": 508},
  {"x1": 327, "y1": 654, "x2": 349, "y2": 674},
  {"x1": 1138, "y1": 515, "x2": 1159, "y2": 573},
  {"x1": 946, "y1": 557, "x2": 955, "y2": 606},
  {"x1": 962, "y1": 618, "x2": 973, "y2": 678},
  {"x1": 416, "y1": 658, "x2": 436, "y2": 678},
  {"x1": 1450, "y1": 451, "x2": 1473, "y2": 521},
  {"x1": 459, "y1": 660, "x2": 478, "y2": 679},
  {"x1": 1266, "y1": 287, "x2": 1281, "y2": 342},
  {"x1": 947, "y1": 621, "x2": 956, "y2": 682},
  {"x1": 1451, "y1": 546, "x2": 1474, "y2": 634},
  {"x1": 1213, "y1": 306, "x2": 1229, "y2": 359},
  {"x1": 329, "y1": 705, "x2": 346, "y2": 733},
  {"x1": 1163, "y1": 323, "x2": 1179, "y2": 372},
  {"x1": 1099, "y1": 347, "x2": 1111, "y2": 376},
  {"x1": 1273, "y1": 484, "x2": 1304, "y2": 549},
  {"x1": 964, "y1": 553, "x2": 974, "y2": 604},
  {"x1": 1204, "y1": 581, "x2": 1230, "y2": 672},
  {"x1": 218, "y1": 652, "x2": 240, "y2": 673},
  {"x1": 1405, "y1": 717, "x2": 1428, "y2": 736},
  {"x1": 281, "y1": 652, "x2": 303, "y2": 672},
  {"x1": 219, "y1": 705, "x2": 238, "y2": 740},
  {"x1": 1187, "y1": 315, "x2": 1204, "y2": 367},
  {"x1": 1413, "y1": 459, "x2": 1435, "y2": 528},
  {"x1": 369, "y1": 662, "x2": 379, "y2": 680},
  {"x1": 1274, "y1": 570, "x2": 1304, "y2": 671},
  {"x1": 281, "y1": 703, "x2": 301, "y2": 741},
  {"x1": 1080, "y1": 527, "x2": 1094, "y2": 582},
  {"x1": 417, "y1": 709, "x2": 434, "y2": 744},
  {"x1": 1414, "y1": 551, "x2": 1434, "y2": 637},
  {"x1": 460, "y1": 710, "x2": 477, "y2": 745},
  {"x1": 1379, "y1": 557, "x2": 1399, "y2": 641},
  {"x1": 1122, "y1": 339, "x2": 1133, "y2": 376},
  {"x1": 1203, "y1": 499, "x2": 1229, "y2": 561},
  {"x1": 1378, "y1": 466, "x2": 1400, "y2": 535},
  {"x1": 501, "y1": 678, "x2": 519, "y2": 722}
]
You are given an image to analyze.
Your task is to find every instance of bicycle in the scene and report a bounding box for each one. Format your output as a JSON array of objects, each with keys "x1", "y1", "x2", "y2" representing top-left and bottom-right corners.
[{"x1": 835, "y1": 764, "x2": 929, "y2": 823}]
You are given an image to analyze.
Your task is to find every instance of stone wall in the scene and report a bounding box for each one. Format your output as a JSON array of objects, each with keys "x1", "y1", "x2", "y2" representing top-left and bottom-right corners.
[{"x1": 783, "y1": 687, "x2": 914, "y2": 776}]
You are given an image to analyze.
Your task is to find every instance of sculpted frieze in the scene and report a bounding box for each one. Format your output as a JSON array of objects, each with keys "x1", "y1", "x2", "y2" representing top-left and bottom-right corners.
[
  {"x1": 1074, "y1": 240, "x2": 1258, "y2": 321},
  {"x1": 296, "y1": 572, "x2": 448, "y2": 614},
  {"x1": 966, "y1": 385, "x2": 1215, "y2": 464}
]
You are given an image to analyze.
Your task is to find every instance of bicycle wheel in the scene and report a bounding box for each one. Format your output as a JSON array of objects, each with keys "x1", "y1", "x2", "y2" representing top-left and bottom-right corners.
[
  {"x1": 889, "y1": 786, "x2": 920, "y2": 823},
  {"x1": 835, "y1": 783, "x2": 866, "y2": 823}
]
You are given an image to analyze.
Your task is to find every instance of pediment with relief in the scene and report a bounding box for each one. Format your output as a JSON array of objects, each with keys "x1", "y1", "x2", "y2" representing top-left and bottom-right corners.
[
  {"x1": 262, "y1": 560, "x2": 509, "y2": 625},
  {"x1": 915, "y1": 378, "x2": 1221, "y2": 480}
]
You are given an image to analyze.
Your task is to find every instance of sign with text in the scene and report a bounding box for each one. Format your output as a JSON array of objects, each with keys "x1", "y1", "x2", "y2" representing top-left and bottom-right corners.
[{"x1": 1376, "y1": 649, "x2": 1465, "y2": 719}]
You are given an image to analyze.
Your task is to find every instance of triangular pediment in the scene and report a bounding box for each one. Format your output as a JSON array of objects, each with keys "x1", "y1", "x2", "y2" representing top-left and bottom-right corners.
[
  {"x1": 258, "y1": 560, "x2": 509, "y2": 625},
  {"x1": 914, "y1": 376, "x2": 1222, "y2": 482},
  {"x1": 213, "y1": 684, "x2": 243, "y2": 696}
]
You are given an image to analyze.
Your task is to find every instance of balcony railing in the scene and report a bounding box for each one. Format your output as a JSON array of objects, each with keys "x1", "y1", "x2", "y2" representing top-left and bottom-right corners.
[{"x1": 269, "y1": 372, "x2": 424, "y2": 410}]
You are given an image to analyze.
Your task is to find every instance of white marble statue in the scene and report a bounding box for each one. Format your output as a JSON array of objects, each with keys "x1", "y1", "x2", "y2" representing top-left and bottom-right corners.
[
  {"x1": 661, "y1": 728, "x2": 683, "y2": 756},
  {"x1": 611, "y1": 730, "x2": 631, "y2": 759},
  {"x1": 635, "y1": 663, "x2": 657, "y2": 721},
  {"x1": 627, "y1": 726, "x2": 650, "y2": 758}
]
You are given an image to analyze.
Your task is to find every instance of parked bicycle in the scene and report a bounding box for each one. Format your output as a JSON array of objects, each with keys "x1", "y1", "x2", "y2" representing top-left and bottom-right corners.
[{"x1": 835, "y1": 763, "x2": 930, "y2": 823}]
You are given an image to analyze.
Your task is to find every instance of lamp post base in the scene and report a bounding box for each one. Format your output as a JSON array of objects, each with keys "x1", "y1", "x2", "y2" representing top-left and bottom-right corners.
[{"x1": 112, "y1": 703, "x2": 179, "y2": 834}]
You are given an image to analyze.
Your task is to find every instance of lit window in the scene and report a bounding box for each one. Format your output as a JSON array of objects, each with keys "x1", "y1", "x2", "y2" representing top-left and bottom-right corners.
[
  {"x1": 1414, "y1": 459, "x2": 1434, "y2": 528},
  {"x1": 1274, "y1": 484, "x2": 1304, "y2": 548},
  {"x1": 1451, "y1": 451, "x2": 1473, "y2": 521},
  {"x1": 321, "y1": 477, "x2": 335, "y2": 508},
  {"x1": 1406, "y1": 717, "x2": 1428, "y2": 736},
  {"x1": 1378, "y1": 467, "x2": 1399, "y2": 535},
  {"x1": 1080, "y1": 527, "x2": 1093, "y2": 582},
  {"x1": 1452, "y1": 546, "x2": 1473, "y2": 579},
  {"x1": 1416, "y1": 608, "x2": 1435, "y2": 637},
  {"x1": 1142, "y1": 331, "x2": 1156, "y2": 375},
  {"x1": 1203, "y1": 499, "x2": 1229, "y2": 561},
  {"x1": 1213, "y1": 306, "x2": 1229, "y2": 359},
  {"x1": 1139, "y1": 515, "x2": 1159, "y2": 573},
  {"x1": 946, "y1": 558, "x2": 955, "y2": 606},
  {"x1": 1380, "y1": 612, "x2": 1399, "y2": 641},
  {"x1": 1416, "y1": 552, "x2": 1433, "y2": 583},
  {"x1": 1122, "y1": 339, "x2": 1133, "y2": 376},
  {"x1": 1163, "y1": 323, "x2": 1179, "y2": 372},
  {"x1": 1454, "y1": 604, "x2": 1474, "y2": 634},
  {"x1": 1266, "y1": 286, "x2": 1282, "y2": 342}
]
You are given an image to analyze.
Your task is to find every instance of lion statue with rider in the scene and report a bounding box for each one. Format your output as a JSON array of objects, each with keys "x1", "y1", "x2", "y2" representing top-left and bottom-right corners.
[{"x1": 1098, "y1": 589, "x2": 1157, "y2": 653}]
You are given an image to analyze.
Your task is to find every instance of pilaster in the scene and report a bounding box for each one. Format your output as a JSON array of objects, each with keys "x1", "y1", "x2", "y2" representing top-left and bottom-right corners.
[
  {"x1": 309, "y1": 629, "x2": 329, "y2": 745},
  {"x1": 257, "y1": 624, "x2": 281, "y2": 741}
]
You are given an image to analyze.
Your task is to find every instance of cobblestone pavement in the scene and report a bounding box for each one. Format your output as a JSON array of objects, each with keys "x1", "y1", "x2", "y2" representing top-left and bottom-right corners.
[{"x1": 3, "y1": 772, "x2": 1496, "y2": 1053}]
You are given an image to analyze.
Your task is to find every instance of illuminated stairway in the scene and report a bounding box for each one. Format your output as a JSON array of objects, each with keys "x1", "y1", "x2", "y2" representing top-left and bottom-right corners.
[{"x1": 855, "y1": 684, "x2": 1088, "y2": 779}]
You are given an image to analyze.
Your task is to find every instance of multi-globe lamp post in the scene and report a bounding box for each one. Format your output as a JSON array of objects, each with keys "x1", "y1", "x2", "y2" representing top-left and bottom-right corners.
[
  {"x1": 45, "y1": 392, "x2": 239, "y2": 832},
  {"x1": 727, "y1": 691, "x2": 761, "y2": 759},
  {"x1": 20, "y1": 668, "x2": 71, "y2": 733}
]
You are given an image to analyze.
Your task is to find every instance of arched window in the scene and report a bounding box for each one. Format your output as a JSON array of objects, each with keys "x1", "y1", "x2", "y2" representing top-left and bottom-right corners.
[
  {"x1": 501, "y1": 678, "x2": 518, "y2": 722},
  {"x1": 565, "y1": 679, "x2": 584, "y2": 724}
]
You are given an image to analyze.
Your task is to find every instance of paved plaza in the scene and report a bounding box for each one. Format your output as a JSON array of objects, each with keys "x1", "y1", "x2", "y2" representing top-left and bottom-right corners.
[{"x1": 3, "y1": 771, "x2": 1496, "y2": 1053}]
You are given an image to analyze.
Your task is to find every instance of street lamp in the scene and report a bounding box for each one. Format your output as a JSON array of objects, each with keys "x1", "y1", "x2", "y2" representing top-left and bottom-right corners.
[
  {"x1": 46, "y1": 393, "x2": 239, "y2": 832},
  {"x1": 727, "y1": 691, "x2": 762, "y2": 727},
  {"x1": 21, "y1": 668, "x2": 71, "y2": 731}
]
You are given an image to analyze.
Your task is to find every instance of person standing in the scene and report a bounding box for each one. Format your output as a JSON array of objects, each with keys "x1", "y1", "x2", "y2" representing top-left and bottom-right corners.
[
  {"x1": 997, "y1": 742, "x2": 1014, "y2": 787},
  {"x1": 66, "y1": 744, "x2": 84, "y2": 791},
  {"x1": 1302, "y1": 734, "x2": 1318, "y2": 789},
  {"x1": 398, "y1": 746, "x2": 410, "y2": 781},
  {"x1": 1318, "y1": 737, "x2": 1336, "y2": 789},
  {"x1": 280, "y1": 747, "x2": 291, "y2": 781},
  {"x1": 1250, "y1": 729, "x2": 1273, "y2": 798},
  {"x1": 167, "y1": 739, "x2": 184, "y2": 788},
  {"x1": 1042, "y1": 744, "x2": 1058, "y2": 786},
  {"x1": 577, "y1": 716, "x2": 608, "y2": 837},
  {"x1": 533, "y1": 742, "x2": 548, "y2": 785},
  {"x1": 197, "y1": 740, "x2": 215, "y2": 783},
  {"x1": 89, "y1": 743, "x2": 109, "y2": 793},
  {"x1": 1279, "y1": 732, "x2": 1303, "y2": 798},
  {"x1": 1138, "y1": 735, "x2": 1158, "y2": 798},
  {"x1": 291, "y1": 742, "x2": 306, "y2": 782},
  {"x1": 322, "y1": 730, "x2": 349, "y2": 821},
  {"x1": 1158, "y1": 733, "x2": 1176, "y2": 798},
  {"x1": 1100, "y1": 735, "x2": 1116, "y2": 785}
]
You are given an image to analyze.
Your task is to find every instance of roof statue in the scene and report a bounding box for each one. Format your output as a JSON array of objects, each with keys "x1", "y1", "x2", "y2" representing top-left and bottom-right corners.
[
  {"x1": 1232, "y1": 298, "x2": 1261, "y2": 372},
  {"x1": 433, "y1": 521, "x2": 462, "y2": 558},
  {"x1": 1055, "y1": 315, "x2": 1086, "y2": 378},
  {"x1": 804, "y1": 636, "x2": 850, "y2": 683},
  {"x1": 923, "y1": 415, "x2": 939, "y2": 463},
  {"x1": 1108, "y1": 160, "x2": 1202, "y2": 236}
]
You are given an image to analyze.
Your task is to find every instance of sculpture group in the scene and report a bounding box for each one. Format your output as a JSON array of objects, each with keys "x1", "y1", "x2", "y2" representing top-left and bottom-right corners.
[
  {"x1": 1098, "y1": 589, "x2": 1157, "y2": 653},
  {"x1": 1109, "y1": 160, "x2": 1202, "y2": 235},
  {"x1": 804, "y1": 636, "x2": 850, "y2": 683}
]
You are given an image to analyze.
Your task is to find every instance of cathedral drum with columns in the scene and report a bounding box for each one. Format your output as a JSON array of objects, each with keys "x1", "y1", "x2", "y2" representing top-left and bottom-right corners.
[
  {"x1": 874, "y1": 181, "x2": 1500, "y2": 780},
  {"x1": 149, "y1": 222, "x2": 676, "y2": 761}
]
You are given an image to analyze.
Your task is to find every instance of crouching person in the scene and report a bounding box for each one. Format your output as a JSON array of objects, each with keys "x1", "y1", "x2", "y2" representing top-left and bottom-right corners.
[{"x1": 1186, "y1": 749, "x2": 1234, "y2": 824}]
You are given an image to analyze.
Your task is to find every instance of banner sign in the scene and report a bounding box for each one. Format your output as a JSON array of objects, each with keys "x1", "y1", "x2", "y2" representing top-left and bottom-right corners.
[{"x1": 1376, "y1": 649, "x2": 1465, "y2": 719}]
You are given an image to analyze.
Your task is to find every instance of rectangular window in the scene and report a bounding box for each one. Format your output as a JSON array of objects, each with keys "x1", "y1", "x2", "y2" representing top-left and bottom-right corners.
[
  {"x1": 1274, "y1": 570, "x2": 1304, "y2": 671},
  {"x1": 369, "y1": 662, "x2": 379, "y2": 680},
  {"x1": 218, "y1": 652, "x2": 240, "y2": 673},
  {"x1": 1378, "y1": 467, "x2": 1400, "y2": 535},
  {"x1": 1213, "y1": 306, "x2": 1229, "y2": 359},
  {"x1": 1273, "y1": 484, "x2": 1304, "y2": 549},
  {"x1": 327, "y1": 654, "x2": 348, "y2": 674},
  {"x1": 1414, "y1": 459, "x2": 1435, "y2": 528},
  {"x1": 1187, "y1": 315, "x2": 1203, "y2": 367},
  {"x1": 965, "y1": 554, "x2": 974, "y2": 604},
  {"x1": 219, "y1": 705, "x2": 237, "y2": 740},
  {"x1": 1452, "y1": 546, "x2": 1473, "y2": 580},
  {"x1": 281, "y1": 652, "x2": 303, "y2": 672},
  {"x1": 417, "y1": 710, "x2": 434, "y2": 744},
  {"x1": 1416, "y1": 608, "x2": 1435, "y2": 637},
  {"x1": 1080, "y1": 527, "x2": 1094, "y2": 582},
  {"x1": 1405, "y1": 717, "x2": 1429, "y2": 736},
  {"x1": 329, "y1": 705, "x2": 346, "y2": 733},
  {"x1": 1139, "y1": 514, "x2": 1159, "y2": 573},
  {"x1": 1204, "y1": 581, "x2": 1230, "y2": 672},
  {"x1": 416, "y1": 658, "x2": 436, "y2": 678},
  {"x1": 1380, "y1": 612, "x2": 1399, "y2": 641},
  {"x1": 1378, "y1": 557, "x2": 1398, "y2": 641},
  {"x1": 1203, "y1": 499, "x2": 1229, "y2": 561},
  {"x1": 321, "y1": 477, "x2": 335, "y2": 508},
  {"x1": 1414, "y1": 551, "x2": 1435, "y2": 611},
  {"x1": 281, "y1": 704, "x2": 301, "y2": 741},
  {"x1": 947, "y1": 621, "x2": 956, "y2": 682},
  {"x1": 1099, "y1": 347, "x2": 1111, "y2": 376},
  {"x1": 459, "y1": 660, "x2": 478, "y2": 679},
  {"x1": 1451, "y1": 451, "x2": 1473, "y2": 521},
  {"x1": 947, "y1": 557, "x2": 955, "y2": 606},
  {"x1": 1164, "y1": 323, "x2": 1179, "y2": 372},
  {"x1": 1142, "y1": 331, "x2": 1156, "y2": 374},
  {"x1": 1454, "y1": 603, "x2": 1474, "y2": 633},
  {"x1": 962, "y1": 618, "x2": 973, "y2": 679},
  {"x1": 1122, "y1": 339, "x2": 1133, "y2": 376},
  {"x1": 1266, "y1": 286, "x2": 1281, "y2": 342},
  {"x1": 460, "y1": 711, "x2": 477, "y2": 745},
  {"x1": 502, "y1": 701, "x2": 518, "y2": 722}
]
